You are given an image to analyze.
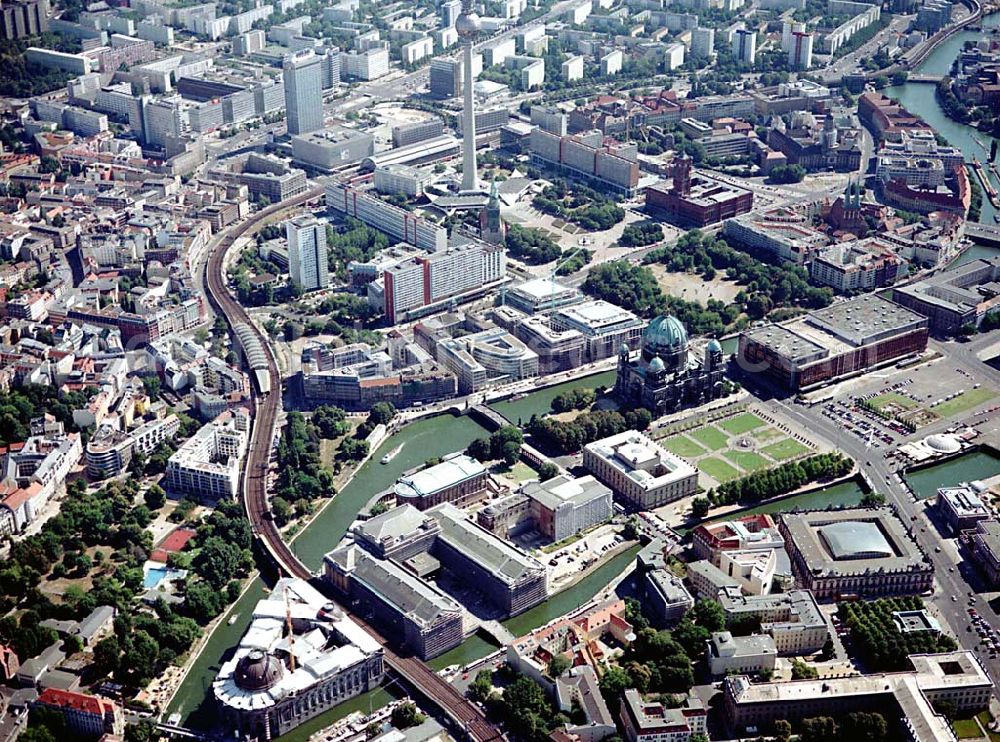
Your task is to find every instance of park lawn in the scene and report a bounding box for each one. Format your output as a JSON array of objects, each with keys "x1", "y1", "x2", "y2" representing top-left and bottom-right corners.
[
  {"x1": 718, "y1": 412, "x2": 766, "y2": 435},
  {"x1": 506, "y1": 461, "x2": 541, "y2": 483},
  {"x1": 689, "y1": 425, "x2": 730, "y2": 451},
  {"x1": 752, "y1": 427, "x2": 784, "y2": 443},
  {"x1": 976, "y1": 712, "x2": 1000, "y2": 742},
  {"x1": 699, "y1": 457, "x2": 740, "y2": 482},
  {"x1": 662, "y1": 435, "x2": 706, "y2": 458},
  {"x1": 762, "y1": 438, "x2": 811, "y2": 461},
  {"x1": 724, "y1": 450, "x2": 770, "y2": 472},
  {"x1": 869, "y1": 391, "x2": 918, "y2": 411},
  {"x1": 934, "y1": 387, "x2": 996, "y2": 417},
  {"x1": 952, "y1": 717, "x2": 983, "y2": 739}
]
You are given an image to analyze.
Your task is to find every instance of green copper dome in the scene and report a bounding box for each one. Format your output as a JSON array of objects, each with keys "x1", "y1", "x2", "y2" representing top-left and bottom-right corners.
[
  {"x1": 706, "y1": 338, "x2": 723, "y2": 353},
  {"x1": 643, "y1": 315, "x2": 689, "y2": 356}
]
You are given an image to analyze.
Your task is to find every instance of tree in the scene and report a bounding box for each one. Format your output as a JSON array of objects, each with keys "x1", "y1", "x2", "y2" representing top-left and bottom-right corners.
[
  {"x1": 390, "y1": 702, "x2": 425, "y2": 729},
  {"x1": 691, "y1": 496, "x2": 711, "y2": 519},
  {"x1": 599, "y1": 665, "x2": 630, "y2": 704},
  {"x1": 185, "y1": 580, "x2": 225, "y2": 624},
  {"x1": 799, "y1": 717, "x2": 838, "y2": 742},
  {"x1": 338, "y1": 437, "x2": 369, "y2": 461},
  {"x1": 692, "y1": 599, "x2": 725, "y2": 632},
  {"x1": 501, "y1": 440, "x2": 521, "y2": 467},
  {"x1": 142, "y1": 376, "x2": 161, "y2": 399},
  {"x1": 773, "y1": 719, "x2": 792, "y2": 742},
  {"x1": 144, "y1": 484, "x2": 166, "y2": 511},
  {"x1": 470, "y1": 669, "x2": 493, "y2": 703},
  {"x1": 790, "y1": 658, "x2": 819, "y2": 680},
  {"x1": 92, "y1": 636, "x2": 120, "y2": 677},
  {"x1": 537, "y1": 462, "x2": 559, "y2": 482},
  {"x1": 547, "y1": 654, "x2": 571, "y2": 678},
  {"x1": 369, "y1": 402, "x2": 396, "y2": 426},
  {"x1": 841, "y1": 712, "x2": 887, "y2": 741},
  {"x1": 859, "y1": 491, "x2": 886, "y2": 508},
  {"x1": 193, "y1": 537, "x2": 244, "y2": 589}
]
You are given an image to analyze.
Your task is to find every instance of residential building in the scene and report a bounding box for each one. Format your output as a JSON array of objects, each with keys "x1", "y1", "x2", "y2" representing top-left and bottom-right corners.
[
  {"x1": 529, "y1": 128, "x2": 640, "y2": 197},
  {"x1": 717, "y1": 588, "x2": 829, "y2": 655},
  {"x1": 164, "y1": 409, "x2": 249, "y2": 500},
  {"x1": 583, "y1": 430, "x2": 698, "y2": 510},
  {"x1": 437, "y1": 327, "x2": 538, "y2": 393},
  {"x1": 635, "y1": 540, "x2": 694, "y2": 626},
  {"x1": 34, "y1": 690, "x2": 123, "y2": 739},
  {"x1": 970, "y1": 519, "x2": 1000, "y2": 585},
  {"x1": 286, "y1": 215, "x2": 330, "y2": 291},
  {"x1": 326, "y1": 180, "x2": 448, "y2": 253},
  {"x1": 0, "y1": 0, "x2": 48, "y2": 39}
]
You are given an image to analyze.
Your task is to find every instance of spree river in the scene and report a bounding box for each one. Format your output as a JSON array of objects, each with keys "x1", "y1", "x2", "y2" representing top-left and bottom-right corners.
[{"x1": 886, "y1": 13, "x2": 1000, "y2": 264}]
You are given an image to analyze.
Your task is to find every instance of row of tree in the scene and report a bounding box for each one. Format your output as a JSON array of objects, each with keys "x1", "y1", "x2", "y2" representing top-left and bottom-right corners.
[
  {"x1": 708, "y1": 452, "x2": 853, "y2": 506},
  {"x1": 527, "y1": 408, "x2": 652, "y2": 455}
]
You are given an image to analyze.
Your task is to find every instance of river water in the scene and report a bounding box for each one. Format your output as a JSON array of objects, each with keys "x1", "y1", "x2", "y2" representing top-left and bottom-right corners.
[{"x1": 886, "y1": 13, "x2": 1000, "y2": 264}]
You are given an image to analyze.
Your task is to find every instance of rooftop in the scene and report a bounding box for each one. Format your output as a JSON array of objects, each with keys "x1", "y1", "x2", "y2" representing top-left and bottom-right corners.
[{"x1": 394, "y1": 454, "x2": 486, "y2": 500}]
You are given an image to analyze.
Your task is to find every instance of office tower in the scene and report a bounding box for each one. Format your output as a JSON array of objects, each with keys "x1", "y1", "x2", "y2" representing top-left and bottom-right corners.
[
  {"x1": 455, "y1": 0, "x2": 481, "y2": 193},
  {"x1": 286, "y1": 215, "x2": 329, "y2": 290},
  {"x1": 283, "y1": 49, "x2": 323, "y2": 136},
  {"x1": 733, "y1": 28, "x2": 756, "y2": 65},
  {"x1": 441, "y1": 0, "x2": 461, "y2": 27}
]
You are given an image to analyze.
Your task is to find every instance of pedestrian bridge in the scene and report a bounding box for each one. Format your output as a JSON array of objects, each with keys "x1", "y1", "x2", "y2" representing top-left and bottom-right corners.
[{"x1": 906, "y1": 73, "x2": 944, "y2": 83}]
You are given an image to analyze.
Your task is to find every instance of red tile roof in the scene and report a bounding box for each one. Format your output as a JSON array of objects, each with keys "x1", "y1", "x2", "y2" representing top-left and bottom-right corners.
[{"x1": 38, "y1": 688, "x2": 115, "y2": 717}]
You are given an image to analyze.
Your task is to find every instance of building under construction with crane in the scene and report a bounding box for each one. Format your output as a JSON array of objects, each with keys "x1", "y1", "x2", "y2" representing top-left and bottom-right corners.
[{"x1": 212, "y1": 578, "x2": 385, "y2": 740}]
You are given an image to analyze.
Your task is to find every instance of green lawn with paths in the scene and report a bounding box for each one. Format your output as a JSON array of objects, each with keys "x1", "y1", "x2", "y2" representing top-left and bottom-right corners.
[
  {"x1": 689, "y1": 426, "x2": 729, "y2": 451},
  {"x1": 699, "y1": 457, "x2": 740, "y2": 482},
  {"x1": 724, "y1": 450, "x2": 770, "y2": 472},
  {"x1": 662, "y1": 435, "x2": 706, "y2": 458},
  {"x1": 762, "y1": 438, "x2": 811, "y2": 461},
  {"x1": 718, "y1": 412, "x2": 766, "y2": 435}
]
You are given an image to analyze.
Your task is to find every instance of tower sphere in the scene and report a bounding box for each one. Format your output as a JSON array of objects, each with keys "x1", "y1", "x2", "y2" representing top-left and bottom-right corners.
[{"x1": 456, "y1": 11, "x2": 481, "y2": 39}]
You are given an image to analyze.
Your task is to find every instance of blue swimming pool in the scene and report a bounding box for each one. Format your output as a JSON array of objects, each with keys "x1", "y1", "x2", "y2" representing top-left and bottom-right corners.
[{"x1": 143, "y1": 563, "x2": 187, "y2": 589}]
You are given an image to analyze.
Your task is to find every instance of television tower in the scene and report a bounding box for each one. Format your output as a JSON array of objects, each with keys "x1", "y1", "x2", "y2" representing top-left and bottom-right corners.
[{"x1": 456, "y1": 0, "x2": 481, "y2": 193}]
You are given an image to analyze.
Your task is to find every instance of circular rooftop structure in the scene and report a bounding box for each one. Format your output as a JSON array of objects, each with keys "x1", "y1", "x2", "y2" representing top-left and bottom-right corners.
[
  {"x1": 643, "y1": 315, "x2": 688, "y2": 356},
  {"x1": 648, "y1": 356, "x2": 666, "y2": 373},
  {"x1": 924, "y1": 433, "x2": 961, "y2": 454},
  {"x1": 819, "y1": 521, "x2": 894, "y2": 561},
  {"x1": 706, "y1": 338, "x2": 723, "y2": 354},
  {"x1": 234, "y1": 650, "x2": 284, "y2": 692}
]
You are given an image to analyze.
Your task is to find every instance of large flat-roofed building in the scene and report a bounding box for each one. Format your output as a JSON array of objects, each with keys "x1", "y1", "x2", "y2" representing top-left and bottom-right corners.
[
  {"x1": 326, "y1": 180, "x2": 447, "y2": 253},
  {"x1": 428, "y1": 502, "x2": 547, "y2": 616},
  {"x1": 809, "y1": 238, "x2": 905, "y2": 293},
  {"x1": 323, "y1": 544, "x2": 463, "y2": 659},
  {"x1": 620, "y1": 689, "x2": 707, "y2": 742},
  {"x1": 717, "y1": 587, "x2": 829, "y2": 655},
  {"x1": 892, "y1": 257, "x2": 1000, "y2": 334},
  {"x1": 505, "y1": 277, "x2": 584, "y2": 315},
  {"x1": 724, "y1": 651, "x2": 991, "y2": 741},
  {"x1": 352, "y1": 503, "x2": 441, "y2": 561},
  {"x1": 583, "y1": 430, "x2": 698, "y2": 510},
  {"x1": 737, "y1": 294, "x2": 929, "y2": 391},
  {"x1": 635, "y1": 540, "x2": 694, "y2": 627},
  {"x1": 722, "y1": 209, "x2": 829, "y2": 266},
  {"x1": 936, "y1": 483, "x2": 991, "y2": 533},
  {"x1": 779, "y1": 507, "x2": 933, "y2": 600},
  {"x1": 394, "y1": 453, "x2": 491, "y2": 510},
  {"x1": 692, "y1": 513, "x2": 784, "y2": 564},
  {"x1": 528, "y1": 128, "x2": 640, "y2": 197},
  {"x1": 969, "y1": 519, "x2": 1000, "y2": 585},
  {"x1": 213, "y1": 578, "x2": 384, "y2": 738},
  {"x1": 291, "y1": 126, "x2": 375, "y2": 172},
  {"x1": 519, "y1": 474, "x2": 613, "y2": 542},
  {"x1": 513, "y1": 316, "x2": 585, "y2": 375},
  {"x1": 646, "y1": 157, "x2": 753, "y2": 228},
  {"x1": 164, "y1": 409, "x2": 249, "y2": 500},
  {"x1": 707, "y1": 631, "x2": 777, "y2": 677},
  {"x1": 437, "y1": 327, "x2": 539, "y2": 393},
  {"x1": 551, "y1": 300, "x2": 644, "y2": 362}
]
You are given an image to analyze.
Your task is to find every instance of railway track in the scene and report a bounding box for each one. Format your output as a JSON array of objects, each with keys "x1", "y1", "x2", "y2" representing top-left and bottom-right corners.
[{"x1": 202, "y1": 190, "x2": 503, "y2": 742}]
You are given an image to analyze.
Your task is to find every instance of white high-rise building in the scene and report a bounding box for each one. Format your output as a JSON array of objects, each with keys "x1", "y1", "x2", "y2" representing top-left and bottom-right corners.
[
  {"x1": 789, "y1": 30, "x2": 813, "y2": 69},
  {"x1": 286, "y1": 215, "x2": 330, "y2": 290},
  {"x1": 690, "y1": 27, "x2": 715, "y2": 60},
  {"x1": 733, "y1": 28, "x2": 756, "y2": 65},
  {"x1": 283, "y1": 49, "x2": 323, "y2": 135}
]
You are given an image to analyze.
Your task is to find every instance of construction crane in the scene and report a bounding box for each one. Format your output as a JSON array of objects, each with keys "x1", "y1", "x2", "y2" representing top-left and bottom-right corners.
[{"x1": 284, "y1": 585, "x2": 296, "y2": 673}]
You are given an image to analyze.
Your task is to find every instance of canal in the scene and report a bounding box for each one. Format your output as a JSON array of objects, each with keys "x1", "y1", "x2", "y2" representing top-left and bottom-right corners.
[
  {"x1": 906, "y1": 449, "x2": 1000, "y2": 499},
  {"x1": 490, "y1": 369, "x2": 619, "y2": 424},
  {"x1": 885, "y1": 12, "x2": 1000, "y2": 264}
]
